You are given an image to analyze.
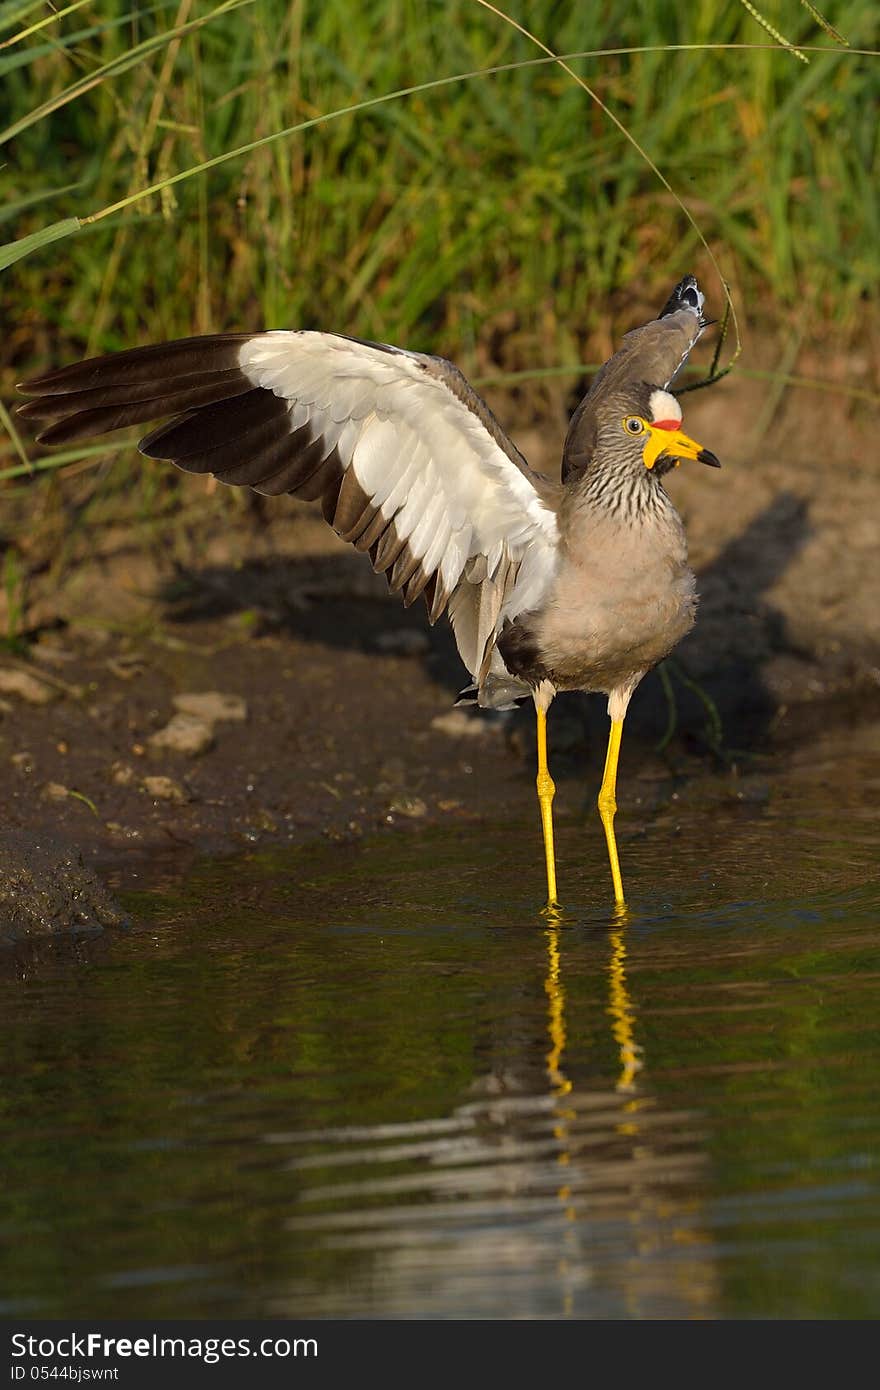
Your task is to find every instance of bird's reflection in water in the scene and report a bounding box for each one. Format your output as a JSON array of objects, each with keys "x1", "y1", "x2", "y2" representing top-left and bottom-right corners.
[
  {"x1": 607, "y1": 915, "x2": 644, "y2": 1096},
  {"x1": 536, "y1": 905, "x2": 717, "y2": 1318},
  {"x1": 541, "y1": 911, "x2": 577, "y2": 1314},
  {"x1": 276, "y1": 910, "x2": 719, "y2": 1318},
  {"x1": 543, "y1": 913, "x2": 571, "y2": 1099}
]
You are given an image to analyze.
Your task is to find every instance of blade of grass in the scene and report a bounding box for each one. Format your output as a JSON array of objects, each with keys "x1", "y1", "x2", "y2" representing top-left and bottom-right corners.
[
  {"x1": 0, "y1": 0, "x2": 92, "y2": 50},
  {"x1": 0, "y1": 0, "x2": 46, "y2": 34},
  {"x1": 798, "y1": 1, "x2": 847, "y2": 43},
  {"x1": 0, "y1": 5, "x2": 176, "y2": 74},
  {"x1": 0, "y1": 0, "x2": 253, "y2": 144},
  {"x1": 0, "y1": 217, "x2": 81, "y2": 271},
  {"x1": 0, "y1": 443, "x2": 127, "y2": 482},
  {"x1": 0, "y1": 400, "x2": 30, "y2": 471},
  {"x1": 737, "y1": 0, "x2": 809, "y2": 62}
]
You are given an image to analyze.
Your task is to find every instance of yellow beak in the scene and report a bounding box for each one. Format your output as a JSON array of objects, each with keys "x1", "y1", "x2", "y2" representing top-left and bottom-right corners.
[{"x1": 643, "y1": 424, "x2": 721, "y2": 471}]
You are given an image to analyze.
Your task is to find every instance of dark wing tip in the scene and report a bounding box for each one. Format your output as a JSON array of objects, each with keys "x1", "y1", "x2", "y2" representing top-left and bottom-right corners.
[{"x1": 658, "y1": 274, "x2": 707, "y2": 327}]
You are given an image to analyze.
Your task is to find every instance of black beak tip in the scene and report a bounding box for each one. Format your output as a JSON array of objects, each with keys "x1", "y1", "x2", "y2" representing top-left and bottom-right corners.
[{"x1": 697, "y1": 448, "x2": 721, "y2": 469}]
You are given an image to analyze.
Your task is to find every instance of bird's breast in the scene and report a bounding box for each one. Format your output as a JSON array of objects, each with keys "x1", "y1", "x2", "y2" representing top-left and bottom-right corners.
[{"x1": 531, "y1": 509, "x2": 696, "y2": 694}]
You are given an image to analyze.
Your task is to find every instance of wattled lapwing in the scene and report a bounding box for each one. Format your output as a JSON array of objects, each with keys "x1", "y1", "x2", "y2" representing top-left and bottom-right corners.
[{"x1": 18, "y1": 274, "x2": 720, "y2": 908}]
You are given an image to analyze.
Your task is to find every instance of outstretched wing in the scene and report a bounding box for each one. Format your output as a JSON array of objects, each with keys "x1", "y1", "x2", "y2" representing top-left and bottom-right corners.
[{"x1": 18, "y1": 331, "x2": 561, "y2": 681}]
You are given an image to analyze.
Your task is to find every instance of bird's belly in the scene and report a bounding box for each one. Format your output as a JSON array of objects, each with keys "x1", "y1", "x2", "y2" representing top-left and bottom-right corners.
[{"x1": 535, "y1": 557, "x2": 696, "y2": 694}]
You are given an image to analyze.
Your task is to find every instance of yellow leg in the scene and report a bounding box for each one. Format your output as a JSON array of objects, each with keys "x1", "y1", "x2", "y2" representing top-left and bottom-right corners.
[
  {"x1": 535, "y1": 705, "x2": 558, "y2": 907},
  {"x1": 597, "y1": 718, "x2": 626, "y2": 906}
]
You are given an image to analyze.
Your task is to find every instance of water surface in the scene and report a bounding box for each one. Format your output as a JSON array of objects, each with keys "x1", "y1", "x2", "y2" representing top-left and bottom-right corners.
[{"x1": 2, "y1": 721, "x2": 879, "y2": 1319}]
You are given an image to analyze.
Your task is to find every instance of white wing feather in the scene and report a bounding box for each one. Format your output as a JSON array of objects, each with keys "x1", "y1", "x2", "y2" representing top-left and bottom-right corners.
[{"x1": 239, "y1": 332, "x2": 559, "y2": 683}]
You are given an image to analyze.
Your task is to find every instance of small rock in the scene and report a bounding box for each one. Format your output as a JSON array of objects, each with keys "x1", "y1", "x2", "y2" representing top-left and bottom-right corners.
[
  {"x1": 142, "y1": 774, "x2": 188, "y2": 803},
  {"x1": 11, "y1": 751, "x2": 35, "y2": 773},
  {"x1": 107, "y1": 655, "x2": 145, "y2": 681},
  {"x1": 43, "y1": 782, "x2": 70, "y2": 801},
  {"x1": 31, "y1": 642, "x2": 75, "y2": 667},
  {"x1": 430, "y1": 708, "x2": 503, "y2": 738},
  {"x1": 105, "y1": 822, "x2": 142, "y2": 839},
  {"x1": 172, "y1": 691, "x2": 247, "y2": 722},
  {"x1": 148, "y1": 713, "x2": 215, "y2": 756},
  {"x1": 374, "y1": 629, "x2": 430, "y2": 657},
  {"x1": 387, "y1": 795, "x2": 428, "y2": 819},
  {"x1": 0, "y1": 668, "x2": 57, "y2": 704},
  {"x1": 109, "y1": 761, "x2": 136, "y2": 786}
]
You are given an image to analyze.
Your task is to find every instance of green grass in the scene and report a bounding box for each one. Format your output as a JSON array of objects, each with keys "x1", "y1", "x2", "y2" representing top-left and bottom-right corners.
[{"x1": 0, "y1": 0, "x2": 877, "y2": 547}]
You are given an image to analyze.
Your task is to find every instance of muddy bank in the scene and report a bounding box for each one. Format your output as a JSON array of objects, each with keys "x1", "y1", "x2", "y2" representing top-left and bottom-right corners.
[
  {"x1": 1, "y1": 585, "x2": 574, "y2": 872},
  {"x1": 0, "y1": 829, "x2": 124, "y2": 943}
]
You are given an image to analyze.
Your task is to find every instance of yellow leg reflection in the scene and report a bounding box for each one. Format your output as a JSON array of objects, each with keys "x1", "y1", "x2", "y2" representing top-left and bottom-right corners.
[
  {"x1": 597, "y1": 718, "x2": 626, "y2": 905},
  {"x1": 543, "y1": 914, "x2": 576, "y2": 1316},
  {"x1": 536, "y1": 905, "x2": 717, "y2": 1316},
  {"x1": 544, "y1": 913, "x2": 572, "y2": 1098},
  {"x1": 608, "y1": 915, "x2": 643, "y2": 1094},
  {"x1": 535, "y1": 705, "x2": 558, "y2": 907}
]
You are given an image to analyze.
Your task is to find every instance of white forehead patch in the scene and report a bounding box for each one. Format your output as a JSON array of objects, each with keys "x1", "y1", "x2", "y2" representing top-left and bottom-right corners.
[{"x1": 648, "y1": 388, "x2": 682, "y2": 424}]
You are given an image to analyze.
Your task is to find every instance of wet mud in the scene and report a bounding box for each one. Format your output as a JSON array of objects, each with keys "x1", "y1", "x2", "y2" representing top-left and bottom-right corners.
[{"x1": 0, "y1": 828, "x2": 125, "y2": 943}]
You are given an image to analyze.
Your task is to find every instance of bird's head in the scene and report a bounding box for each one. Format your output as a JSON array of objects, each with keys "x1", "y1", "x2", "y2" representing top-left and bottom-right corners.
[
  {"x1": 561, "y1": 274, "x2": 722, "y2": 488},
  {"x1": 608, "y1": 384, "x2": 720, "y2": 479}
]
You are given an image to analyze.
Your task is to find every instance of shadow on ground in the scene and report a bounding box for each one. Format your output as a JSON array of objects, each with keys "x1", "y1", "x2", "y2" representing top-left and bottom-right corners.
[{"x1": 157, "y1": 489, "x2": 817, "y2": 758}]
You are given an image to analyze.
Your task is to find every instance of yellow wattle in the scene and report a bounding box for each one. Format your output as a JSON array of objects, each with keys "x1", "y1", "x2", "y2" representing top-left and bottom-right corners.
[{"x1": 642, "y1": 427, "x2": 674, "y2": 470}]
